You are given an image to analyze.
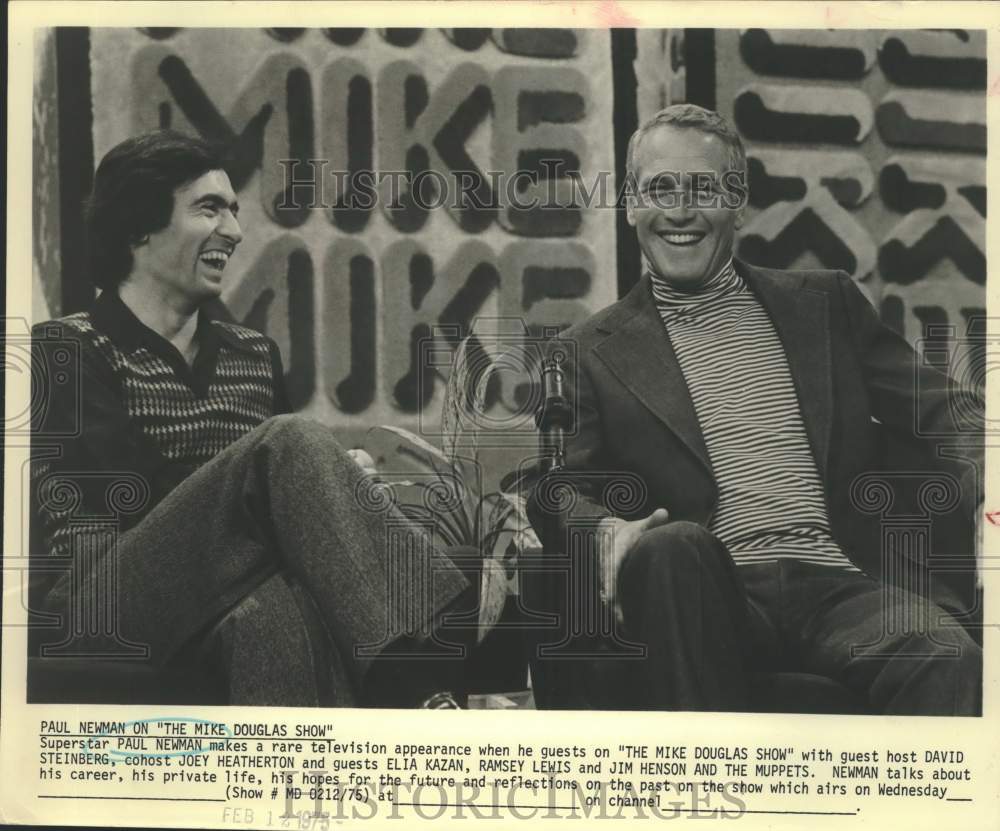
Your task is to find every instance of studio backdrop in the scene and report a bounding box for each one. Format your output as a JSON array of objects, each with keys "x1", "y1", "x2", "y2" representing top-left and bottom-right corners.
[{"x1": 32, "y1": 28, "x2": 986, "y2": 442}]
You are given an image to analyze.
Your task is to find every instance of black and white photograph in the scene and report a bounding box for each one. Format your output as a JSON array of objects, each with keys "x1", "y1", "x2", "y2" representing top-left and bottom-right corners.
[{"x1": 3, "y1": 3, "x2": 998, "y2": 829}]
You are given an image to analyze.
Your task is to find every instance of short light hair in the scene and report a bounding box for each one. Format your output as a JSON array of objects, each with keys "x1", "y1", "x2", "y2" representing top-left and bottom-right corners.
[{"x1": 626, "y1": 104, "x2": 746, "y2": 179}]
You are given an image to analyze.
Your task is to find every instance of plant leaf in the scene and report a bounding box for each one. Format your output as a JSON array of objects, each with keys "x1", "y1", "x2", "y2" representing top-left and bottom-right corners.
[
  {"x1": 441, "y1": 335, "x2": 502, "y2": 463},
  {"x1": 365, "y1": 424, "x2": 479, "y2": 547},
  {"x1": 478, "y1": 558, "x2": 510, "y2": 639}
]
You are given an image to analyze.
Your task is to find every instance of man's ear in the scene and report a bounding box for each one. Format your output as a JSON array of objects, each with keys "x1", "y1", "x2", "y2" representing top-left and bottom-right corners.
[
  {"x1": 624, "y1": 171, "x2": 639, "y2": 227},
  {"x1": 626, "y1": 197, "x2": 637, "y2": 227}
]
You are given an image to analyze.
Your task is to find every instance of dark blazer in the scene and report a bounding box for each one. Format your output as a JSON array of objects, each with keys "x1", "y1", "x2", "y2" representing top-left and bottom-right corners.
[{"x1": 529, "y1": 260, "x2": 982, "y2": 611}]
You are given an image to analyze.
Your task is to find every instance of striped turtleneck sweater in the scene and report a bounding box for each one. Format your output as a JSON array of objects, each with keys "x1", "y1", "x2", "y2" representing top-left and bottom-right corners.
[{"x1": 651, "y1": 260, "x2": 857, "y2": 570}]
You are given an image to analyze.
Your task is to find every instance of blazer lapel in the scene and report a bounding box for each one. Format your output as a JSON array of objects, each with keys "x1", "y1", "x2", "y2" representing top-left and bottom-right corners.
[
  {"x1": 592, "y1": 277, "x2": 713, "y2": 474},
  {"x1": 740, "y1": 262, "x2": 833, "y2": 479},
  {"x1": 591, "y1": 265, "x2": 834, "y2": 482}
]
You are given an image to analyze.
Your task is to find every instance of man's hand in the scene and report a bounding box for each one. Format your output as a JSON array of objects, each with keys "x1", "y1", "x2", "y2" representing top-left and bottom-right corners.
[
  {"x1": 597, "y1": 508, "x2": 671, "y2": 614},
  {"x1": 347, "y1": 448, "x2": 378, "y2": 478}
]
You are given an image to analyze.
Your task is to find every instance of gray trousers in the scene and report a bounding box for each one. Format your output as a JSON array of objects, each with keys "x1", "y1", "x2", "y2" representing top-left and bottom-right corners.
[{"x1": 44, "y1": 415, "x2": 471, "y2": 705}]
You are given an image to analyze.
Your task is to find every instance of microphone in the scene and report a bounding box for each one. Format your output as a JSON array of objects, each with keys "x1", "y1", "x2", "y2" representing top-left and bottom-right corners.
[{"x1": 536, "y1": 354, "x2": 574, "y2": 473}]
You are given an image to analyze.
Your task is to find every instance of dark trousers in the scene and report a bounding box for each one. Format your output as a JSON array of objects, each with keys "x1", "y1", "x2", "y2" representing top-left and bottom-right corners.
[
  {"x1": 43, "y1": 415, "x2": 473, "y2": 706},
  {"x1": 616, "y1": 522, "x2": 982, "y2": 715}
]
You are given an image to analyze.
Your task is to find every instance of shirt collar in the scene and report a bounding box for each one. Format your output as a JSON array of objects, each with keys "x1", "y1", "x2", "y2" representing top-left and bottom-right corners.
[
  {"x1": 649, "y1": 258, "x2": 744, "y2": 315},
  {"x1": 90, "y1": 290, "x2": 258, "y2": 355}
]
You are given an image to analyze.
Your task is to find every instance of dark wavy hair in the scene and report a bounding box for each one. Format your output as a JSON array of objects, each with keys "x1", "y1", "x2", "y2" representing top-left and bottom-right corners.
[{"x1": 85, "y1": 130, "x2": 226, "y2": 290}]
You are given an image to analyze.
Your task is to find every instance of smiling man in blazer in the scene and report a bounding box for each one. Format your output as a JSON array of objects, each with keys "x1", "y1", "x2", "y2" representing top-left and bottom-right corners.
[{"x1": 528, "y1": 104, "x2": 984, "y2": 715}]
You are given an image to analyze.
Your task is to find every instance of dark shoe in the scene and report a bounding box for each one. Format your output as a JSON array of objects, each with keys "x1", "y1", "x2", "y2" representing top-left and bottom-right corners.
[{"x1": 420, "y1": 691, "x2": 463, "y2": 709}]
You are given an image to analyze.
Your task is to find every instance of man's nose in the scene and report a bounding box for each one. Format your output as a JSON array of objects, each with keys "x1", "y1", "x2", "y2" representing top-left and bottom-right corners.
[
  {"x1": 218, "y1": 210, "x2": 243, "y2": 245},
  {"x1": 662, "y1": 197, "x2": 695, "y2": 224}
]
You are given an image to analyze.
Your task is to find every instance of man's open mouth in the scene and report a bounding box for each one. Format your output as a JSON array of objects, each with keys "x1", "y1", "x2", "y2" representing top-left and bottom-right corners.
[
  {"x1": 199, "y1": 251, "x2": 231, "y2": 272},
  {"x1": 658, "y1": 231, "x2": 706, "y2": 246}
]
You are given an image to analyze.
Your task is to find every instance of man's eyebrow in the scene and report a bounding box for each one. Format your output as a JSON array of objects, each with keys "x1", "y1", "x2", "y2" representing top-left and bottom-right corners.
[
  {"x1": 639, "y1": 173, "x2": 683, "y2": 189},
  {"x1": 193, "y1": 193, "x2": 240, "y2": 214}
]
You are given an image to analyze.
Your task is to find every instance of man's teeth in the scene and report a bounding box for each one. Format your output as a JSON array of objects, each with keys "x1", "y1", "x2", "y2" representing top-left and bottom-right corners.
[
  {"x1": 661, "y1": 233, "x2": 703, "y2": 244},
  {"x1": 200, "y1": 251, "x2": 230, "y2": 268}
]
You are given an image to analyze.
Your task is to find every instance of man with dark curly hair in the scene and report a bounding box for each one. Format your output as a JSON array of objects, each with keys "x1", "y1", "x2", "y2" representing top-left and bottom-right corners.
[{"x1": 30, "y1": 130, "x2": 474, "y2": 708}]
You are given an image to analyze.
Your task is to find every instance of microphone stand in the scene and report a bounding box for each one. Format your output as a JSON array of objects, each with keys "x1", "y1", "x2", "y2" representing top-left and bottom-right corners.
[{"x1": 528, "y1": 354, "x2": 575, "y2": 708}]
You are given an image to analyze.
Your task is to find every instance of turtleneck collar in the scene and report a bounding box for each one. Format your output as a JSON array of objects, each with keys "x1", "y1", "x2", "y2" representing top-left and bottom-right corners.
[{"x1": 649, "y1": 259, "x2": 744, "y2": 317}]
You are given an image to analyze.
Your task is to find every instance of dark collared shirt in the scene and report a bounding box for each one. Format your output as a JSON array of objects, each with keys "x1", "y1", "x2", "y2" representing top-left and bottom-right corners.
[{"x1": 30, "y1": 291, "x2": 290, "y2": 575}]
